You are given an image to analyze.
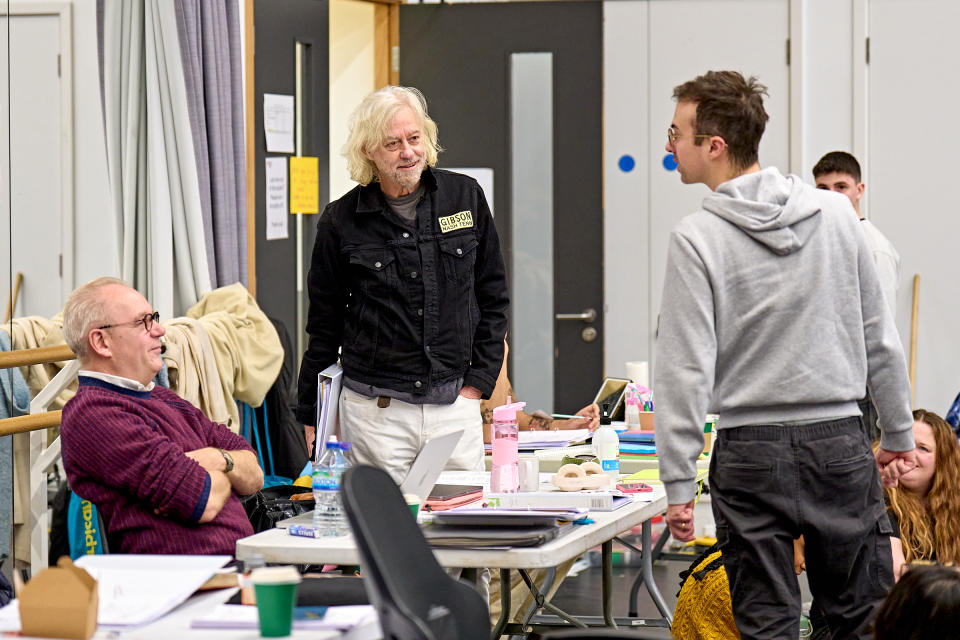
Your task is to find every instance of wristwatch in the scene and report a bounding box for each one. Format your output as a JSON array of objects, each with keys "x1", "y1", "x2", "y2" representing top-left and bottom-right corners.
[{"x1": 218, "y1": 448, "x2": 234, "y2": 473}]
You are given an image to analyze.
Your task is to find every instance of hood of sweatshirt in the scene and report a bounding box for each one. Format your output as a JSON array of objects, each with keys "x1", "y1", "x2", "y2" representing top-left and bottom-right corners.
[{"x1": 701, "y1": 167, "x2": 822, "y2": 256}]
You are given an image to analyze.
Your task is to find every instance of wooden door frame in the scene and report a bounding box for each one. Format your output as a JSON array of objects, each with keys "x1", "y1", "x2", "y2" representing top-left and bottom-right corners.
[{"x1": 244, "y1": 0, "x2": 399, "y2": 293}]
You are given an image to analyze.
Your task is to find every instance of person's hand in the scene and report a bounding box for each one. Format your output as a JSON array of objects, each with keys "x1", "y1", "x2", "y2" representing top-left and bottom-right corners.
[
  {"x1": 459, "y1": 385, "x2": 482, "y2": 400},
  {"x1": 876, "y1": 448, "x2": 919, "y2": 488},
  {"x1": 793, "y1": 536, "x2": 806, "y2": 575},
  {"x1": 666, "y1": 500, "x2": 696, "y2": 542},
  {"x1": 304, "y1": 425, "x2": 316, "y2": 455},
  {"x1": 575, "y1": 403, "x2": 600, "y2": 431},
  {"x1": 185, "y1": 447, "x2": 227, "y2": 472}
]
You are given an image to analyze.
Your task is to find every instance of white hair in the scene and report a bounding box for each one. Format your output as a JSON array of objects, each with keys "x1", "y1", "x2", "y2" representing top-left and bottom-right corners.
[
  {"x1": 342, "y1": 86, "x2": 442, "y2": 186},
  {"x1": 62, "y1": 277, "x2": 129, "y2": 361}
]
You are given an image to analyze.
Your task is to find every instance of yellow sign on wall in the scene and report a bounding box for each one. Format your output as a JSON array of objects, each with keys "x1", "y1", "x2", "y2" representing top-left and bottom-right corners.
[{"x1": 289, "y1": 156, "x2": 319, "y2": 214}]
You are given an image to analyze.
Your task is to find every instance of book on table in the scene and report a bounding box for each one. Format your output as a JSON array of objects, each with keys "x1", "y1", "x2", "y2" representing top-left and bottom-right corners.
[{"x1": 484, "y1": 489, "x2": 631, "y2": 511}]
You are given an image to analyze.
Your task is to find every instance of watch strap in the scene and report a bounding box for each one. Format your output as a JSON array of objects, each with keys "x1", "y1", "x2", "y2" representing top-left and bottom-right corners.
[{"x1": 219, "y1": 448, "x2": 234, "y2": 473}]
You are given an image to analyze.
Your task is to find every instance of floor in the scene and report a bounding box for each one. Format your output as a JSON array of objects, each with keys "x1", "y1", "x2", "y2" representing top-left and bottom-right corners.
[{"x1": 538, "y1": 524, "x2": 814, "y2": 640}]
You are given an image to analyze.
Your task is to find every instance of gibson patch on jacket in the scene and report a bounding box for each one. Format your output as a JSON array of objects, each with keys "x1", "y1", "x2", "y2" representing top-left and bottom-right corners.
[{"x1": 439, "y1": 210, "x2": 473, "y2": 233}]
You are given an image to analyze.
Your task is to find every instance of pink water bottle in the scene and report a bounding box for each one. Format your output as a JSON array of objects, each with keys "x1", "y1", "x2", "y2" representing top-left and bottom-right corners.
[{"x1": 490, "y1": 398, "x2": 525, "y2": 493}]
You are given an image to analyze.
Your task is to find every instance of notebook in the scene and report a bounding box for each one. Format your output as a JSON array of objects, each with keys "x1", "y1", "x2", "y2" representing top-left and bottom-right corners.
[{"x1": 276, "y1": 429, "x2": 465, "y2": 528}]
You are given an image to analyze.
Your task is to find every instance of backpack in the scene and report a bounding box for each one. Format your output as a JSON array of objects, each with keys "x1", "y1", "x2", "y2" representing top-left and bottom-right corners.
[{"x1": 672, "y1": 544, "x2": 739, "y2": 640}]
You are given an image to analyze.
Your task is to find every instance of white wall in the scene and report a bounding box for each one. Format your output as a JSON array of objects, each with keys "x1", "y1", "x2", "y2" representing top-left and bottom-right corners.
[
  {"x1": 329, "y1": 0, "x2": 375, "y2": 200},
  {"x1": 6, "y1": 0, "x2": 115, "y2": 294}
]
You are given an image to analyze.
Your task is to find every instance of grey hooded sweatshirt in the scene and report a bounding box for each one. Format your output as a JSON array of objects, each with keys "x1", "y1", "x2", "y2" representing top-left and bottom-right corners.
[{"x1": 655, "y1": 167, "x2": 914, "y2": 505}]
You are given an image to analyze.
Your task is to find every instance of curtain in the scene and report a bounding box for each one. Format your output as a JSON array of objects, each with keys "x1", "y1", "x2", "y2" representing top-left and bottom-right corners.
[
  {"x1": 174, "y1": 0, "x2": 247, "y2": 288},
  {"x1": 99, "y1": 0, "x2": 246, "y2": 315}
]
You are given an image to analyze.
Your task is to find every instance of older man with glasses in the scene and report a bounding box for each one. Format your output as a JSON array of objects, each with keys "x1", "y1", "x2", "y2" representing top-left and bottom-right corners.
[{"x1": 59, "y1": 277, "x2": 263, "y2": 555}]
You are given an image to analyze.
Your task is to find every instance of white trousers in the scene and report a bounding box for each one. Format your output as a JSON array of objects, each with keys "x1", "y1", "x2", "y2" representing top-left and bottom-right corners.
[{"x1": 339, "y1": 386, "x2": 485, "y2": 484}]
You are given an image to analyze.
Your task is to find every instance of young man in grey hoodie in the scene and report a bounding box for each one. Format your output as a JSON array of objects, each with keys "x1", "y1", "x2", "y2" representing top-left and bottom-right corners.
[{"x1": 655, "y1": 70, "x2": 917, "y2": 639}]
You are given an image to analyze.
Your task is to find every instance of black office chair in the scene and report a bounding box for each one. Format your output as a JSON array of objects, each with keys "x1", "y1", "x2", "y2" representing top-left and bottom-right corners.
[{"x1": 341, "y1": 464, "x2": 490, "y2": 640}]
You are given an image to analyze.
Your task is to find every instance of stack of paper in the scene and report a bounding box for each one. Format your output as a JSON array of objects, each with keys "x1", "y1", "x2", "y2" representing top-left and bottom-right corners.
[
  {"x1": 484, "y1": 429, "x2": 592, "y2": 453},
  {"x1": 618, "y1": 430, "x2": 656, "y2": 458},
  {"x1": 191, "y1": 604, "x2": 375, "y2": 631},
  {"x1": 77, "y1": 555, "x2": 229, "y2": 628}
]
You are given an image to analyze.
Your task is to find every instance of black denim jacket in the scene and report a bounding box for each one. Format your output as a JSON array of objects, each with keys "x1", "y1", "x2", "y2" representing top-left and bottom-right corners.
[{"x1": 295, "y1": 168, "x2": 509, "y2": 425}]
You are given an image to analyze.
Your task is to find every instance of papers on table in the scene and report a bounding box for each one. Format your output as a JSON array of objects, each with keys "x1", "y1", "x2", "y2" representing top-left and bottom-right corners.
[
  {"x1": 519, "y1": 428, "x2": 591, "y2": 449},
  {"x1": 74, "y1": 554, "x2": 231, "y2": 628},
  {"x1": 484, "y1": 429, "x2": 592, "y2": 453},
  {"x1": 191, "y1": 604, "x2": 375, "y2": 631}
]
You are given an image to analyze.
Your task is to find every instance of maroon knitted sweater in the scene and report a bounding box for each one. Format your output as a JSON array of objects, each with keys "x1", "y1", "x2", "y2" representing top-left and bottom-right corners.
[{"x1": 61, "y1": 376, "x2": 254, "y2": 555}]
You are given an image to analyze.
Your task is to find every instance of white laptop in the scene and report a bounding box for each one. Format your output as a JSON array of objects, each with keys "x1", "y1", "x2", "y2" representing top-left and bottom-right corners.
[{"x1": 275, "y1": 429, "x2": 465, "y2": 529}]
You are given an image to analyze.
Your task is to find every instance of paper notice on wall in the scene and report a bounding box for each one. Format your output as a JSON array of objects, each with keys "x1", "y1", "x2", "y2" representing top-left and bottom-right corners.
[
  {"x1": 264, "y1": 93, "x2": 294, "y2": 153},
  {"x1": 290, "y1": 156, "x2": 320, "y2": 214},
  {"x1": 265, "y1": 158, "x2": 289, "y2": 240},
  {"x1": 446, "y1": 167, "x2": 494, "y2": 217}
]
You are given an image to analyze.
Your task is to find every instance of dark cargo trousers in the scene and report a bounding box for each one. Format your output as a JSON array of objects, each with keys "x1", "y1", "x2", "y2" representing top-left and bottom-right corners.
[{"x1": 710, "y1": 417, "x2": 893, "y2": 640}]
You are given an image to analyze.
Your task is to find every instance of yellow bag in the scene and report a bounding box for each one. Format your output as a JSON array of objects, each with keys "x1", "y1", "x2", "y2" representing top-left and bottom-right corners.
[{"x1": 672, "y1": 546, "x2": 739, "y2": 640}]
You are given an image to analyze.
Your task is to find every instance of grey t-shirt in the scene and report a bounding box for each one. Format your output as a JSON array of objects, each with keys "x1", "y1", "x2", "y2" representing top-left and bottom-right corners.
[{"x1": 384, "y1": 184, "x2": 424, "y2": 224}]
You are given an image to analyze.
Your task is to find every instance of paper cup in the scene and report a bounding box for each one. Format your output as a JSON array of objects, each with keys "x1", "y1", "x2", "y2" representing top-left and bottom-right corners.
[
  {"x1": 251, "y1": 566, "x2": 301, "y2": 637},
  {"x1": 403, "y1": 492, "x2": 421, "y2": 518},
  {"x1": 518, "y1": 455, "x2": 540, "y2": 492}
]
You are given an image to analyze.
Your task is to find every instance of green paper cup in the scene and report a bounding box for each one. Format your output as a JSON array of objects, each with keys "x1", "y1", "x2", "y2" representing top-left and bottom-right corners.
[
  {"x1": 404, "y1": 492, "x2": 421, "y2": 519},
  {"x1": 251, "y1": 566, "x2": 301, "y2": 637}
]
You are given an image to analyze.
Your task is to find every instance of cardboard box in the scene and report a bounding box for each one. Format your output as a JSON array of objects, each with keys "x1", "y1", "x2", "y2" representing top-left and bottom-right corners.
[{"x1": 19, "y1": 556, "x2": 98, "y2": 639}]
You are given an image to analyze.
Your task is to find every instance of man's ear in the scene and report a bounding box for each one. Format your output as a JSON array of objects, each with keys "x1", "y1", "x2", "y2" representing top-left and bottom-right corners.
[
  {"x1": 88, "y1": 329, "x2": 111, "y2": 359},
  {"x1": 855, "y1": 182, "x2": 866, "y2": 202},
  {"x1": 708, "y1": 136, "x2": 727, "y2": 159}
]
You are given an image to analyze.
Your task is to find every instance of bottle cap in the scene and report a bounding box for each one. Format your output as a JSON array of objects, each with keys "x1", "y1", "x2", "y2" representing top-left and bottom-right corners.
[
  {"x1": 492, "y1": 400, "x2": 526, "y2": 422},
  {"x1": 600, "y1": 402, "x2": 611, "y2": 426}
]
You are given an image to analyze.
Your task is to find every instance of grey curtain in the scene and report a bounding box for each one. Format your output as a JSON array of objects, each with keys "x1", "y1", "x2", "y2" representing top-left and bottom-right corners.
[
  {"x1": 99, "y1": 0, "x2": 246, "y2": 314},
  {"x1": 174, "y1": 0, "x2": 247, "y2": 288}
]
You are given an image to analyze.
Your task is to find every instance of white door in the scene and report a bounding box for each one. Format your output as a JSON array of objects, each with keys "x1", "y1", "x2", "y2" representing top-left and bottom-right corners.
[
  {"x1": 603, "y1": 0, "x2": 790, "y2": 378},
  {"x1": 868, "y1": 0, "x2": 960, "y2": 411},
  {"x1": 0, "y1": 13, "x2": 65, "y2": 318}
]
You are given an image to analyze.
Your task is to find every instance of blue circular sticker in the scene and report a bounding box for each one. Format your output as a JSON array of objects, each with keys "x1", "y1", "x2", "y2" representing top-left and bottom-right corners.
[
  {"x1": 618, "y1": 154, "x2": 635, "y2": 173},
  {"x1": 662, "y1": 154, "x2": 678, "y2": 171}
]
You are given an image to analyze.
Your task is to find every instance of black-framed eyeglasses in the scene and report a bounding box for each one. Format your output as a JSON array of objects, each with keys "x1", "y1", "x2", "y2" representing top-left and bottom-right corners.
[
  {"x1": 98, "y1": 311, "x2": 160, "y2": 333},
  {"x1": 667, "y1": 125, "x2": 716, "y2": 145}
]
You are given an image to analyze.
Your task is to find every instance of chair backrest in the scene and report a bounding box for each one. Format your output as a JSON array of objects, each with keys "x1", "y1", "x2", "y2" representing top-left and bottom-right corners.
[
  {"x1": 50, "y1": 482, "x2": 109, "y2": 563},
  {"x1": 341, "y1": 465, "x2": 490, "y2": 640}
]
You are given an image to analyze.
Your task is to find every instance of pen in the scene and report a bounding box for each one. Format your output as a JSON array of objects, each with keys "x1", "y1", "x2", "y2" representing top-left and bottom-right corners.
[
  {"x1": 551, "y1": 414, "x2": 592, "y2": 420},
  {"x1": 289, "y1": 524, "x2": 321, "y2": 539}
]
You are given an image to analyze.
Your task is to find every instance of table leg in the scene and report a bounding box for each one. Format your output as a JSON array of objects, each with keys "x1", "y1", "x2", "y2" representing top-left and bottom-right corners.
[
  {"x1": 641, "y1": 519, "x2": 673, "y2": 624},
  {"x1": 518, "y1": 569, "x2": 587, "y2": 628},
  {"x1": 519, "y1": 566, "x2": 557, "y2": 627},
  {"x1": 601, "y1": 539, "x2": 619, "y2": 628},
  {"x1": 626, "y1": 525, "x2": 670, "y2": 616},
  {"x1": 491, "y1": 569, "x2": 511, "y2": 640}
]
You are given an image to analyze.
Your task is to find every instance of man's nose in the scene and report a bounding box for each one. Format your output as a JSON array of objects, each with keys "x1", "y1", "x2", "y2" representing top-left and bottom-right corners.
[
  {"x1": 152, "y1": 323, "x2": 166, "y2": 337},
  {"x1": 398, "y1": 140, "x2": 413, "y2": 156}
]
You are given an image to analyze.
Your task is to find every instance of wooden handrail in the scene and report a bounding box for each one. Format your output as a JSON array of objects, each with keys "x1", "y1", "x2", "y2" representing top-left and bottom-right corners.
[
  {"x1": 0, "y1": 345, "x2": 76, "y2": 369},
  {"x1": 4, "y1": 272, "x2": 23, "y2": 323},
  {"x1": 0, "y1": 410, "x2": 62, "y2": 436}
]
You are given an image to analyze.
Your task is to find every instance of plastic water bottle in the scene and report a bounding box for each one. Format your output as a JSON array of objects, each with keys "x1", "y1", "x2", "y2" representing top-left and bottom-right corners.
[
  {"x1": 312, "y1": 441, "x2": 352, "y2": 536},
  {"x1": 625, "y1": 395, "x2": 641, "y2": 427},
  {"x1": 593, "y1": 403, "x2": 620, "y2": 485},
  {"x1": 490, "y1": 398, "x2": 526, "y2": 493}
]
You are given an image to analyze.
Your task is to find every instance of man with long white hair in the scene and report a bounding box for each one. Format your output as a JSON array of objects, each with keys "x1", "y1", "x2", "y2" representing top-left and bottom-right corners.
[{"x1": 297, "y1": 86, "x2": 508, "y2": 481}]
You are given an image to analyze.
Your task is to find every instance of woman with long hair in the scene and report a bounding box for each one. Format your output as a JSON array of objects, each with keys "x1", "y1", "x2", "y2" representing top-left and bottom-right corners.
[{"x1": 884, "y1": 408, "x2": 960, "y2": 577}]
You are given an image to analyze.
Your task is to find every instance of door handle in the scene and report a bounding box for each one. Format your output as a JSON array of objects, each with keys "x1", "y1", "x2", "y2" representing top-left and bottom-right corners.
[{"x1": 555, "y1": 308, "x2": 597, "y2": 323}]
